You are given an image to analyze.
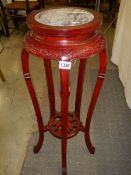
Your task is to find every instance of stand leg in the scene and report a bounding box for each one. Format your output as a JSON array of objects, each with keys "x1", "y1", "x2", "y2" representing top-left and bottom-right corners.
[
  {"x1": 85, "y1": 48, "x2": 107, "y2": 154},
  {"x1": 44, "y1": 59, "x2": 56, "y2": 117},
  {"x1": 60, "y1": 69, "x2": 70, "y2": 175},
  {"x1": 0, "y1": 68, "x2": 5, "y2": 81},
  {"x1": 21, "y1": 49, "x2": 44, "y2": 153},
  {"x1": 75, "y1": 59, "x2": 87, "y2": 117}
]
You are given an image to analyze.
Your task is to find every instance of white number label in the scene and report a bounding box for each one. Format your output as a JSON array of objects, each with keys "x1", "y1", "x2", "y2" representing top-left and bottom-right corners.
[{"x1": 59, "y1": 61, "x2": 72, "y2": 70}]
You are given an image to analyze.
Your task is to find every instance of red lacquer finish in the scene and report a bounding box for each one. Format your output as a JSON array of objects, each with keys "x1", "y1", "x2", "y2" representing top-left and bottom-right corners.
[
  {"x1": 21, "y1": 48, "x2": 44, "y2": 153},
  {"x1": 75, "y1": 59, "x2": 87, "y2": 117},
  {"x1": 43, "y1": 60, "x2": 56, "y2": 117},
  {"x1": 21, "y1": 7, "x2": 107, "y2": 175},
  {"x1": 85, "y1": 48, "x2": 107, "y2": 154}
]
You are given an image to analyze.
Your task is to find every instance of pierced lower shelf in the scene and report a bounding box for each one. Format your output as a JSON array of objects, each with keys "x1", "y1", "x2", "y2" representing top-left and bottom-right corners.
[{"x1": 43, "y1": 112, "x2": 85, "y2": 139}]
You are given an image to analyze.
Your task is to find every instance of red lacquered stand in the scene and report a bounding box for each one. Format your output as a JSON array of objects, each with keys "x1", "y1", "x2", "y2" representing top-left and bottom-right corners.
[{"x1": 21, "y1": 7, "x2": 107, "y2": 175}]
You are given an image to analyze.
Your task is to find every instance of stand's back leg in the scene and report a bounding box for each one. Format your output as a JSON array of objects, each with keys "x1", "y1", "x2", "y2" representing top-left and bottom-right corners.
[
  {"x1": 44, "y1": 59, "x2": 56, "y2": 117},
  {"x1": 75, "y1": 59, "x2": 87, "y2": 117}
]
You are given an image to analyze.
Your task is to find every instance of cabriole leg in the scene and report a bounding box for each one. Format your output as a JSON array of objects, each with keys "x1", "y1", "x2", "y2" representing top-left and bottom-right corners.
[
  {"x1": 21, "y1": 48, "x2": 44, "y2": 153},
  {"x1": 60, "y1": 69, "x2": 70, "y2": 175},
  {"x1": 85, "y1": 48, "x2": 107, "y2": 154}
]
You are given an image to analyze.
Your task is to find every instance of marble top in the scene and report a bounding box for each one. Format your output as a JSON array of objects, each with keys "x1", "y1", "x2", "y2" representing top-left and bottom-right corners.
[{"x1": 35, "y1": 8, "x2": 94, "y2": 26}]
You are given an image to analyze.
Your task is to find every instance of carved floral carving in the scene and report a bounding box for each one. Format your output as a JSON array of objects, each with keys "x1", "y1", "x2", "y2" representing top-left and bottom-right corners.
[{"x1": 23, "y1": 31, "x2": 106, "y2": 61}]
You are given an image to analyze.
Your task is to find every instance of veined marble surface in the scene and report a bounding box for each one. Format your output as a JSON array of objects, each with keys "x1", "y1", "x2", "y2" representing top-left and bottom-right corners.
[{"x1": 35, "y1": 8, "x2": 94, "y2": 26}]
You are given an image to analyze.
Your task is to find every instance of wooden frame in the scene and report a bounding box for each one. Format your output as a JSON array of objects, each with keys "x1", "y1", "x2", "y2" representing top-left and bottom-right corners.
[
  {"x1": 21, "y1": 7, "x2": 107, "y2": 175},
  {"x1": 0, "y1": 40, "x2": 5, "y2": 81}
]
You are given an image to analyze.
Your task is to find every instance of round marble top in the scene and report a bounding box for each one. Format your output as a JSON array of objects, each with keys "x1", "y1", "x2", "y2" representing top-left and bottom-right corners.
[{"x1": 35, "y1": 8, "x2": 94, "y2": 27}]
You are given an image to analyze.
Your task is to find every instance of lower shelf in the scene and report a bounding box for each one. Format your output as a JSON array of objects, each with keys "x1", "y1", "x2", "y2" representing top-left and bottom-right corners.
[{"x1": 44, "y1": 112, "x2": 84, "y2": 139}]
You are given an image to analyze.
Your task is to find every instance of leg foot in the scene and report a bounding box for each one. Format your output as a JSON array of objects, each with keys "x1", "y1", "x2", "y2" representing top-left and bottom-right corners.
[
  {"x1": 33, "y1": 134, "x2": 44, "y2": 153},
  {"x1": 0, "y1": 68, "x2": 5, "y2": 82},
  {"x1": 62, "y1": 168, "x2": 67, "y2": 175},
  {"x1": 85, "y1": 134, "x2": 95, "y2": 154}
]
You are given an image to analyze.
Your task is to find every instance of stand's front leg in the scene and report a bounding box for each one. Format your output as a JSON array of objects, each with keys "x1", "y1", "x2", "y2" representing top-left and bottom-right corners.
[
  {"x1": 85, "y1": 48, "x2": 107, "y2": 154},
  {"x1": 21, "y1": 48, "x2": 44, "y2": 153},
  {"x1": 60, "y1": 68, "x2": 70, "y2": 175}
]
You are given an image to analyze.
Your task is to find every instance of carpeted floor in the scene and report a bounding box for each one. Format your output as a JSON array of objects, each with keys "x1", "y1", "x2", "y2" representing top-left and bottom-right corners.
[{"x1": 21, "y1": 67, "x2": 131, "y2": 175}]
